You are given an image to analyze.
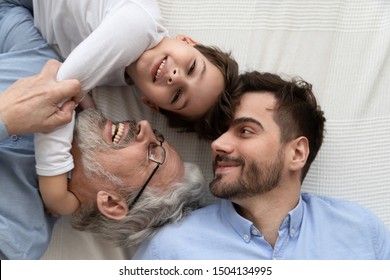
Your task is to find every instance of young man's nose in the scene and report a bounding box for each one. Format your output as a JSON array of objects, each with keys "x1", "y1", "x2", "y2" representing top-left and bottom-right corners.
[{"x1": 211, "y1": 133, "x2": 234, "y2": 156}]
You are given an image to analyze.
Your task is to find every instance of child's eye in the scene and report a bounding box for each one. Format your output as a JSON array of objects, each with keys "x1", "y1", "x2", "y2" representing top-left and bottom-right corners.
[
  {"x1": 171, "y1": 89, "x2": 182, "y2": 104},
  {"x1": 188, "y1": 60, "x2": 196, "y2": 75}
]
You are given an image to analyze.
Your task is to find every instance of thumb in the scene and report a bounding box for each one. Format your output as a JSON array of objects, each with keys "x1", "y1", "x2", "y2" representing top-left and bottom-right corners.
[
  {"x1": 40, "y1": 59, "x2": 62, "y2": 79},
  {"x1": 55, "y1": 101, "x2": 76, "y2": 124}
]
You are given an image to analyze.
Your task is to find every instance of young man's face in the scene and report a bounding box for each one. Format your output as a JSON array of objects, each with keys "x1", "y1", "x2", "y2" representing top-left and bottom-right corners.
[
  {"x1": 127, "y1": 36, "x2": 224, "y2": 117},
  {"x1": 71, "y1": 109, "x2": 184, "y2": 201},
  {"x1": 210, "y1": 92, "x2": 285, "y2": 199}
]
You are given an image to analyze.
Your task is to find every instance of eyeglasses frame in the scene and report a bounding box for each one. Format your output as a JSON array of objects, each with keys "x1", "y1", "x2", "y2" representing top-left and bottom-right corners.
[{"x1": 128, "y1": 137, "x2": 165, "y2": 208}]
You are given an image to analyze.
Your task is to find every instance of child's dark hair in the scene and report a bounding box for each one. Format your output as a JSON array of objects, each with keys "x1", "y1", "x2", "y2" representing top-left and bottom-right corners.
[{"x1": 159, "y1": 44, "x2": 239, "y2": 141}]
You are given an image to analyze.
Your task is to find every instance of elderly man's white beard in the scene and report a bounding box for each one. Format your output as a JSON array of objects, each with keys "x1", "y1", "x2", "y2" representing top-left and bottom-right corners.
[{"x1": 73, "y1": 109, "x2": 138, "y2": 185}]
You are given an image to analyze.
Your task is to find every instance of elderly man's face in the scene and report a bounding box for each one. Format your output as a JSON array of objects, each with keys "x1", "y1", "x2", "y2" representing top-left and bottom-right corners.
[{"x1": 70, "y1": 109, "x2": 184, "y2": 202}]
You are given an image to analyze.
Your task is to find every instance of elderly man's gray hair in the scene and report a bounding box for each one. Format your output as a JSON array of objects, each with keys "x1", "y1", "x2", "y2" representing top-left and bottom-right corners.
[{"x1": 71, "y1": 162, "x2": 205, "y2": 248}]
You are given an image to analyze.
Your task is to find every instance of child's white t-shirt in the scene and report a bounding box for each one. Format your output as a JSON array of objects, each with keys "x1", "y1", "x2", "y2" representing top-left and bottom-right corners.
[{"x1": 33, "y1": 0, "x2": 168, "y2": 176}]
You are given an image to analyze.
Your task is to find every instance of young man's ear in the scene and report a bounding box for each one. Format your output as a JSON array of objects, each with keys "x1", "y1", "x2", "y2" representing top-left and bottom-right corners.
[
  {"x1": 175, "y1": 34, "x2": 197, "y2": 46},
  {"x1": 288, "y1": 136, "x2": 309, "y2": 171},
  {"x1": 141, "y1": 96, "x2": 160, "y2": 112},
  {"x1": 96, "y1": 191, "x2": 128, "y2": 220}
]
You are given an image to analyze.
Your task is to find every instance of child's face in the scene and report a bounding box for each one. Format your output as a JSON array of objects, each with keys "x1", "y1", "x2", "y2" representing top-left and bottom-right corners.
[{"x1": 127, "y1": 36, "x2": 224, "y2": 117}]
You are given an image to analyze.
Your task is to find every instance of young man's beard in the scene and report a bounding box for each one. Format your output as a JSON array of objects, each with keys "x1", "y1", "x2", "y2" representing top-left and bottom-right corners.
[{"x1": 209, "y1": 150, "x2": 284, "y2": 200}]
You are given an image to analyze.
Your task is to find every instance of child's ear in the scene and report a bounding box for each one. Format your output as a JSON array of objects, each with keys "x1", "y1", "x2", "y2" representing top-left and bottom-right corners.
[
  {"x1": 175, "y1": 34, "x2": 197, "y2": 46},
  {"x1": 96, "y1": 191, "x2": 128, "y2": 220},
  {"x1": 141, "y1": 96, "x2": 160, "y2": 112}
]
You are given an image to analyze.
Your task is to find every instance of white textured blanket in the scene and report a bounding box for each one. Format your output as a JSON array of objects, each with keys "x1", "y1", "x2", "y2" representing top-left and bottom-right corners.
[{"x1": 43, "y1": 0, "x2": 390, "y2": 259}]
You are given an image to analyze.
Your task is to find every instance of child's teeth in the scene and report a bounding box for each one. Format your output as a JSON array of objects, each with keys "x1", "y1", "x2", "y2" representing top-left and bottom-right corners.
[{"x1": 154, "y1": 59, "x2": 166, "y2": 80}]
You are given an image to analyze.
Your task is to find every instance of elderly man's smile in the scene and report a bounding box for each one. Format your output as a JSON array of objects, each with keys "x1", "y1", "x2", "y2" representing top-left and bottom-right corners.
[
  {"x1": 104, "y1": 120, "x2": 131, "y2": 145},
  {"x1": 112, "y1": 122, "x2": 125, "y2": 144}
]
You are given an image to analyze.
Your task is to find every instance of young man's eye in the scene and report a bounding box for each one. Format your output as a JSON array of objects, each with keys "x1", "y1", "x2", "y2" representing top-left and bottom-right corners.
[
  {"x1": 171, "y1": 89, "x2": 182, "y2": 104},
  {"x1": 188, "y1": 60, "x2": 196, "y2": 75},
  {"x1": 240, "y1": 127, "x2": 253, "y2": 135}
]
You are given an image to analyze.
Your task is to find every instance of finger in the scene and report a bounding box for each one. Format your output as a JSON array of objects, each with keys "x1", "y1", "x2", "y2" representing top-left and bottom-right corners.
[
  {"x1": 70, "y1": 84, "x2": 84, "y2": 104},
  {"x1": 40, "y1": 59, "x2": 62, "y2": 79},
  {"x1": 57, "y1": 101, "x2": 76, "y2": 123},
  {"x1": 53, "y1": 79, "x2": 83, "y2": 102}
]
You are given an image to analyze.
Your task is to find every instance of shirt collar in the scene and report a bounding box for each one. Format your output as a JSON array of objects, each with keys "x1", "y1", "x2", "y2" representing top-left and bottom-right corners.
[
  {"x1": 279, "y1": 195, "x2": 304, "y2": 237},
  {"x1": 220, "y1": 196, "x2": 304, "y2": 242},
  {"x1": 220, "y1": 199, "x2": 254, "y2": 243}
]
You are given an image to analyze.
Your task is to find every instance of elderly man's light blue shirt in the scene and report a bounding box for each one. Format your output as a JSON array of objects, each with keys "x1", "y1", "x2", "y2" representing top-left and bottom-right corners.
[
  {"x1": 0, "y1": 0, "x2": 59, "y2": 259},
  {"x1": 0, "y1": 120, "x2": 8, "y2": 141},
  {"x1": 133, "y1": 193, "x2": 390, "y2": 260}
]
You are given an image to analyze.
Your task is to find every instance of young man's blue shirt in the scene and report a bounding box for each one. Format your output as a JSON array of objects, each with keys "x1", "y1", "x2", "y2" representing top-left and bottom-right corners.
[{"x1": 134, "y1": 193, "x2": 390, "y2": 260}]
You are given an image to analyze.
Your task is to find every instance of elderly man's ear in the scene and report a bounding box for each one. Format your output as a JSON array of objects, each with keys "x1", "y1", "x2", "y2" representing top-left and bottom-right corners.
[{"x1": 96, "y1": 191, "x2": 128, "y2": 220}]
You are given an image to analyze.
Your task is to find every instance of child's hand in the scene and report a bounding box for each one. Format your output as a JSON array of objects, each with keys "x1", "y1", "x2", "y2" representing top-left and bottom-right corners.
[
  {"x1": 78, "y1": 91, "x2": 96, "y2": 110},
  {"x1": 45, "y1": 207, "x2": 61, "y2": 218},
  {"x1": 39, "y1": 174, "x2": 81, "y2": 216}
]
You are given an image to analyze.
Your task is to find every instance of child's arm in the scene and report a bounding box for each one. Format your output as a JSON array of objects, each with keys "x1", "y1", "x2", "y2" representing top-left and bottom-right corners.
[
  {"x1": 39, "y1": 174, "x2": 80, "y2": 216},
  {"x1": 56, "y1": 2, "x2": 168, "y2": 91},
  {"x1": 35, "y1": 112, "x2": 75, "y2": 214}
]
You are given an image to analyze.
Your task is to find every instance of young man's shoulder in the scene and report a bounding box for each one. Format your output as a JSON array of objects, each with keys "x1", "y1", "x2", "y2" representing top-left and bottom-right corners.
[
  {"x1": 301, "y1": 192, "x2": 385, "y2": 227},
  {"x1": 303, "y1": 192, "x2": 369, "y2": 209},
  {"x1": 165, "y1": 202, "x2": 222, "y2": 231}
]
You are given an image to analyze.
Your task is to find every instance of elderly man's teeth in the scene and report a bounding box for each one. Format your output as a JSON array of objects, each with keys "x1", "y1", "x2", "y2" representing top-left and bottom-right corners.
[
  {"x1": 154, "y1": 59, "x2": 166, "y2": 81},
  {"x1": 111, "y1": 124, "x2": 116, "y2": 136},
  {"x1": 112, "y1": 123, "x2": 124, "y2": 144}
]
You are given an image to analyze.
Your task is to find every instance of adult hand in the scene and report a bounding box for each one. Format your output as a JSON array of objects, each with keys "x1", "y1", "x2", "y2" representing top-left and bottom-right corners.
[{"x1": 0, "y1": 60, "x2": 82, "y2": 135}]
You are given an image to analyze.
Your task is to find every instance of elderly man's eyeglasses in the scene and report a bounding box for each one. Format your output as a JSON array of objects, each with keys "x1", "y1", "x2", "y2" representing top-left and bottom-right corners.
[{"x1": 128, "y1": 135, "x2": 166, "y2": 208}]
